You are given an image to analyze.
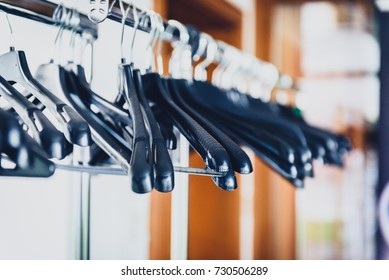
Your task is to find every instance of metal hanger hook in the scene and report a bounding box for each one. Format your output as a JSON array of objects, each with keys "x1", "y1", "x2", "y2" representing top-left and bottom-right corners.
[
  {"x1": 0, "y1": 10, "x2": 15, "y2": 50},
  {"x1": 192, "y1": 33, "x2": 207, "y2": 62},
  {"x1": 69, "y1": 8, "x2": 81, "y2": 64},
  {"x1": 52, "y1": 6, "x2": 73, "y2": 64},
  {"x1": 146, "y1": 11, "x2": 164, "y2": 72},
  {"x1": 119, "y1": 0, "x2": 132, "y2": 63},
  {"x1": 164, "y1": 20, "x2": 192, "y2": 78},
  {"x1": 129, "y1": 9, "x2": 158, "y2": 68},
  {"x1": 154, "y1": 13, "x2": 165, "y2": 75},
  {"x1": 194, "y1": 33, "x2": 217, "y2": 81},
  {"x1": 219, "y1": 46, "x2": 241, "y2": 89},
  {"x1": 164, "y1": 19, "x2": 190, "y2": 48},
  {"x1": 212, "y1": 41, "x2": 231, "y2": 86},
  {"x1": 108, "y1": 0, "x2": 119, "y2": 15},
  {"x1": 81, "y1": 32, "x2": 95, "y2": 84}
]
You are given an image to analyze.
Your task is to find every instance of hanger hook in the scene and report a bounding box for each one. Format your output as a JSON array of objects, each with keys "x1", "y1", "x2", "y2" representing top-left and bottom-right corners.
[
  {"x1": 212, "y1": 41, "x2": 230, "y2": 86},
  {"x1": 52, "y1": 5, "x2": 72, "y2": 64},
  {"x1": 164, "y1": 19, "x2": 190, "y2": 46},
  {"x1": 163, "y1": 20, "x2": 192, "y2": 78},
  {"x1": 81, "y1": 32, "x2": 95, "y2": 84},
  {"x1": 129, "y1": 8, "x2": 157, "y2": 67},
  {"x1": 0, "y1": 10, "x2": 15, "y2": 50},
  {"x1": 192, "y1": 32, "x2": 207, "y2": 62},
  {"x1": 119, "y1": 1, "x2": 132, "y2": 63},
  {"x1": 147, "y1": 12, "x2": 163, "y2": 73},
  {"x1": 154, "y1": 12, "x2": 165, "y2": 75},
  {"x1": 69, "y1": 8, "x2": 81, "y2": 64},
  {"x1": 108, "y1": 0, "x2": 118, "y2": 15},
  {"x1": 194, "y1": 33, "x2": 217, "y2": 81},
  {"x1": 221, "y1": 46, "x2": 241, "y2": 90}
]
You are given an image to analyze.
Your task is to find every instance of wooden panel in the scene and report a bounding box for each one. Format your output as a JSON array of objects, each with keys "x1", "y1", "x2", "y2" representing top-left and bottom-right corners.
[
  {"x1": 253, "y1": 158, "x2": 273, "y2": 259},
  {"x1": 256, "y1": 0, "x2": 274, "y2": 61},
  {"x1": 188, "y1": 152, "x2": 240, "y2": 260},
  {"x1": 254, "y1": 0, "x2": 299, "y2": 260},
  {"x1": 167, "y1": 0, "x2": 241, "y2": 30},
  {"x1": 149, "y1": 192, "x2": 171, "y2": 260},
  {"x1": 254, "y1": 0, "x2": 276, "y2": 261}
]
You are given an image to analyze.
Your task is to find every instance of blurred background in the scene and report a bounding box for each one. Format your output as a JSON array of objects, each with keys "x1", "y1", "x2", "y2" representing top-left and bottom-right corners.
[{"x1": 0, "y1": 0, "x2": 387, "y2": 260}]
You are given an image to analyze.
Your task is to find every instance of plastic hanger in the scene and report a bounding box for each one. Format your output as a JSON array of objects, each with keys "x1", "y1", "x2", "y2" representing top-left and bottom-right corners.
[
  {"x1": 175, "y1": 30, "x2": 314, "y2": 186},
  {"x1": 273, "y1": 103, "x2": 351, "y2": 165},
  {"x1": 133, "y1": 69, "x2": 174, "y2": 192},
  {"x1": 0, "y1": 107, "x2": 31, "y2": 169},
  {"x1": 167, "y1": 79, "x2": 253, "y2": 174},
  {"x1": 0, "y1": 108, "x2": 55, "y2": 177},
  {"x1": 120, "y1": 9, "x2": 174, "y2": 192},
  {"x1": 0, "y1": 75, "x2": 70, "y2": 159},
  {"x1": 33, "y1": 7, "x2": 136, "y2": 173},
  {"x1": 0, "y1": 11, "x2": 90, "y2": 151},
  {"x1": 168, "y1": 33, "x2": 253, "y2": 174},
  {"x1": 115, "y1": 4, "x2": 154, "y2": 193},
  {"x1": 61, "y1": 67, "x2": 133, "y2": 169},
  {"x1": 34, "y1": 7, "x2": 134, "y2": 171},
  {"x1": 173, "y1": 87, "x2": 306, "y2": 187},
  {"x1": 141, "y1": 19, "x2": 237, "y2": 190},
  {"x1": 187, "y1": 34, "x2": 316, "y2": 178}
]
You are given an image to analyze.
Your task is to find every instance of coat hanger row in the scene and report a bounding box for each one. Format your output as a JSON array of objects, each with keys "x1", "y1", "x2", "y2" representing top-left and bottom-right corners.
[
  {"x1": 0, "y1": 1, "x2": 227, "y2": 186},
  {"x1": 84, "y1": 1, "x2": 351, "y2": 190},
  {"x1": 0, "y1": 0, "x2": 351, "y2": 193}
]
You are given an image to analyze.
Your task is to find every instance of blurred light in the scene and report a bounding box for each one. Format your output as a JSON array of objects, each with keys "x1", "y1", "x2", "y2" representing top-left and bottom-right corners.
[
  {"x1": 275, "y1": 90, "x2": 289, "y2": 105},
  {"x1": 377, "y1": 0, "x2": 389, "y2": 11}
]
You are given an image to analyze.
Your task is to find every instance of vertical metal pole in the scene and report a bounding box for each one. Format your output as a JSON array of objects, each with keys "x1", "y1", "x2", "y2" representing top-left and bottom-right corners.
[
  {"x1": 73, "y1": 146, "x2": 91, "y2": 260},
  {"x1": 378, "y1": 9, "x2": 389, "y2": 260},
  {"x1": 170, "y1": 134, "x2": 189, "y2": 260},
  {"x1": 80, "y1": 172, "x2": 91, "y2": 260}
]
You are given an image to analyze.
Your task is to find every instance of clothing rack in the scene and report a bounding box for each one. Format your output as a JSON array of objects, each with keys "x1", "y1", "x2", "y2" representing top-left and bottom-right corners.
[
  {"x1": 0, "y1": 0, "x2": 226, "y2": 178},
  {"x1": 0, "y1": 0, "x2": 196, "y2": 261},
  {"x1": 0, "y1": 0, "x2": 283, "y2": 261}
]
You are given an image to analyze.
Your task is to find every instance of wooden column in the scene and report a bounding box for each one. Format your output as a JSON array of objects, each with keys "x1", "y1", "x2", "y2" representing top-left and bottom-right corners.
[{"x1": 254, "y1": 0, "x2": 299, "y2": 260}]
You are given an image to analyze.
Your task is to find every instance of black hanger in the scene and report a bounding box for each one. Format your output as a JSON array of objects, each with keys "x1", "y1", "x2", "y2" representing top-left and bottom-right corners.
[
  {"x1": 0, "y1": 108, "x2": 55, "y2": 177},
  {"x1": 0, "y1": 108, "x2": 32, "y2": 169},
  {"x1": 191, "y1": 82, "x2": 310, "y2": 153},
  {"x1": 0, "y1": 50, "x2": 92, "y2": 148},
  {"x1": 256, "y1": 100, "x2": 350, "y2": 166},
  {"x1": 184, "y1": 28, "x2": 328, "y2": 185},
  {"x1": 166, "y1": 78, "x2": 253, "y2": 174},
  {"x1": 185, "y1": 103, "x2": 305, "y2": 187},
  {"x1": 142, "y1": 72, "x2": 237, "y2": 191},
  {"x1": 115, "y1": 93, "x2": 177, "y2": 150},
  {"x1": 117, "y1": 63, "x2": 154, "y2": 193},
  {"x1": 0, "y1": 75, "x2": 70, "y2": 159},
  {"x1": 133, "y1": 69, "x2": 174, "y2": 192},
  {"x1": 150, "y1": 105, "x2": 177, "y2": 150},
  {"x1": 168, "y1": 79, "x2": 309, "y2": 187},
  {"x1": 61, "y1": 61, "x2": 154, "y2": 193},
  {"x1": 59, "y1": 66, "x2": 134, "y2": 169}
]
